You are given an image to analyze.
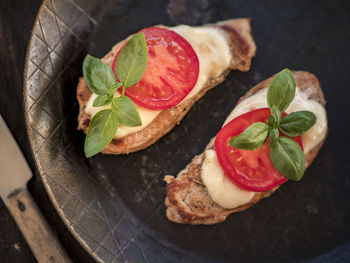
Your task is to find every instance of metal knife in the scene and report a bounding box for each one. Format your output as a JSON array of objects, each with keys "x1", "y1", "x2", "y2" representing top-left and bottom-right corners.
[{"x1": 0, "y1": 115, "x2": 71, "y2": 263}]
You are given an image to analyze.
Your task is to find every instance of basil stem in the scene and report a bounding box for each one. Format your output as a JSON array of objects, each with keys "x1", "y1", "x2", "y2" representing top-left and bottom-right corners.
[
  {"x1": 268, "y1": 105, "x2": 281, "y2": 128},
  {"x1": 269, "y1": 128, "x2": 279, "y2": 148},
  {"x1": 108, "y1": 82, "x2": 123, "y2": 97}
]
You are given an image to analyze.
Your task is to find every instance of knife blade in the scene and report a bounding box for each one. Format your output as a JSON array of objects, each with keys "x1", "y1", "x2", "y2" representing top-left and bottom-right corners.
[
  {"x1": 0, "y1": 115, "x2": 71, "y2": 263},
  {"x1": 0, "y1": 115, "x2": 32, "y2": 198}
]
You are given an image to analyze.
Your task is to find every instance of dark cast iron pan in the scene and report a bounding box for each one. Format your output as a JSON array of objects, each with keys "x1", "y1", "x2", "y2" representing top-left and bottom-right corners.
[{"x1": 24, "y1": 0, "x2": 350, "y2": 262}]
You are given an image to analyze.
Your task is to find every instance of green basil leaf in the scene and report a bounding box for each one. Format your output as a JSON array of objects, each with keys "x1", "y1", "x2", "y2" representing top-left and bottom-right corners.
[
  {"x1": 268, "y1": 105, "x2": 281, "y2": 128},
  {"x1": 269, "y1": 128, "x2": 279, "y2": 148},
  {"x1": 107, "y1": 82, "x2": 123, "y2": 97},
  {"x1": 280, "y1": 110, "x2": 316, "y2": 137},
  {"x1": 229, "y1": 122, "x2": 269, "y2": 150},
  {"x1": 84, "y1": 109, "x2": 118, "y2": 157},
  {"x1": 267, "y1": 68, "x2": 296, "y2": 112},
  {"x1": 115, "y1": 33, "x2": 148, "y2": 94},
  {"x1": 93, "y1": 94, "x2": 112, "y2": 107},
  {"x1": 83, "y1": 55, "x2": 115, "y2": 95},
  {"x1": 112, "y1": 96, "x2": 141, "y2": 127},
  {"x1": 270, "y1": 137, "x2": 305, "y2": 181}
]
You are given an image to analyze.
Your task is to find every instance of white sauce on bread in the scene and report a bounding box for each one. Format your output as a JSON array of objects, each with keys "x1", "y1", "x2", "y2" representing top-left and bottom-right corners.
[
  {"x1": 85, "y1": 25, "x2": 231, "y2": 138},
  {"x1": 202, "y1": 86, "x2": 328, "y2": 209}
]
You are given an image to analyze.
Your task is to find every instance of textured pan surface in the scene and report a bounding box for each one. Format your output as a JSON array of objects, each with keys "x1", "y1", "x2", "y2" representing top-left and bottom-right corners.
[{"x1": 24, "y1": 0, "x2": 350, "y2": 262}]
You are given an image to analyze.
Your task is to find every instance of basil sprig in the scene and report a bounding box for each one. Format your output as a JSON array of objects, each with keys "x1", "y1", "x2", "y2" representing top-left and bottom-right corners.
[
  {"x1": 83, "y1": 32, "x2": 148, "y2": 157},
  {"x1": 229, "y1": 68, "x2": 316, "y2": 181}
]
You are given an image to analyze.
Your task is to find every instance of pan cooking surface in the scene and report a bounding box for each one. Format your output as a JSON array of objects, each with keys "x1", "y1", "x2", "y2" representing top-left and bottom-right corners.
[{"x1": 24, "y1": 0, "x2": 350, "y2": 262}]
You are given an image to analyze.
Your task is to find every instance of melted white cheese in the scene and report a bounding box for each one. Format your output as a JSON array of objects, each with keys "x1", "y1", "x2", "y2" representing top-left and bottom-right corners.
[
  {"x1": 85, "y1": 25, "x2": 231, "y2": 138},
  {"x1": 202, "y1": 149, "x2": 255, "y2": 209},
  {"x1": 202, "y1": 86, "x2": 327, "y2": 209}
]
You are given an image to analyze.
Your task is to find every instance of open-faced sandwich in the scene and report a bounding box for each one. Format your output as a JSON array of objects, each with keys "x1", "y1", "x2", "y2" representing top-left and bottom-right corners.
[
  {"x1": 77, "y1": 18, "x2": 256, "y2": 157},
  {"x1": 164, "y1": 69, "x2": 328, "y2": 225}
]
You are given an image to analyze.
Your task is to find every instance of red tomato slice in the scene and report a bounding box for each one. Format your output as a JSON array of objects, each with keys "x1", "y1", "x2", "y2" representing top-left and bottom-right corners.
[
  {"x1": 112, "y1": 27, "x2": 199, "y2": 110},
  {"x1": 215, "y1": 108, "x2": 303, "y2": 192}
]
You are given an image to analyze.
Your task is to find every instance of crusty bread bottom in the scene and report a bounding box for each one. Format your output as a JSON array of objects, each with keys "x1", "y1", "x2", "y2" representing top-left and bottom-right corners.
[
  {"x1": 164, "y1": 71, "x2": 327, "y2": 225},
  {"x1": 164, "y1": 139, "x2": 276, "y2": 225}
]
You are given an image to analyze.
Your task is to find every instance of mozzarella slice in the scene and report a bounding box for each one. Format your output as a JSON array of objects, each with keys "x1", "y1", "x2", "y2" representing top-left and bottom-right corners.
[{"x1": 85, "y1": 25, "x2": 232, "y2": 138}]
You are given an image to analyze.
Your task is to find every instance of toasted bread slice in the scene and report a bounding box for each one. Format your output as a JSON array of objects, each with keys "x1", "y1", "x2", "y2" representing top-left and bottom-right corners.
[
  {"x1": 77, "y1": 18, "x2": 256, "y2": 154},
  {"x1": 164, "y1": 71, "x2": 327, "y2": 225}
]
